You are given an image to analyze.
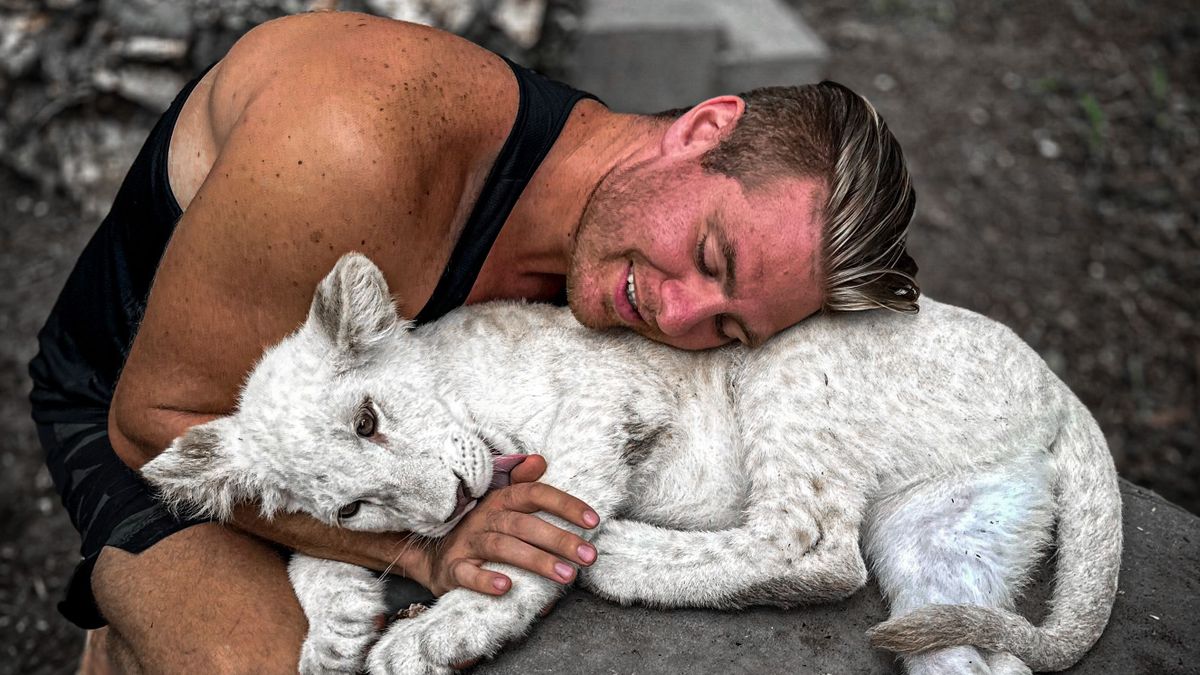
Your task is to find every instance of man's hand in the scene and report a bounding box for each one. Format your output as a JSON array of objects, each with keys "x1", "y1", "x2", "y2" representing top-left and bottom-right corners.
[{"x1": 419, "y1": 455, "x2": 601, "y2": 596}]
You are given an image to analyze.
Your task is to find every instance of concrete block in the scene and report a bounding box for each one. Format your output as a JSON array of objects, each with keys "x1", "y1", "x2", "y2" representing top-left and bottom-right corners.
[
  {"x1": 568, "y1": 0, "x2": 723, "y2": 113},
  {"x1": 709, "y1": 0, "x2": 830, "y2": 91},
  {"x1": 566, "y1": 0, "x2": 830, "y2": 113}
]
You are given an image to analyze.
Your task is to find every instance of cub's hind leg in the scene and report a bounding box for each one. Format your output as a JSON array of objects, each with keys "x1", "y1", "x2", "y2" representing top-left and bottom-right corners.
[{"x1": 863, "y1": 457, "x2": 1053, "y2": 675}]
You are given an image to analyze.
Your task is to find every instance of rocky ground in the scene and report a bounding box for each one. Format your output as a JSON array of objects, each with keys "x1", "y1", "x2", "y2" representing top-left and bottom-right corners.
[{"x1": 1, "y1": 1, "x2": 1196, "y2": 673}]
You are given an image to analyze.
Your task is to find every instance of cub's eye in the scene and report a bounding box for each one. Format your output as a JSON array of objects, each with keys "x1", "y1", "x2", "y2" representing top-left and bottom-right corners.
[
  {"x1": 338, "y1": 501, "x2": 362, "y2": 520},
  {"x1": 355, "y1": 407, "x2": 377, "y2": 437}
]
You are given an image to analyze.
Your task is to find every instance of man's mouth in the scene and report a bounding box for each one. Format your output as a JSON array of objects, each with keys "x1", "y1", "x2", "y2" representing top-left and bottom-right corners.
[
  {"x1": 614, "y1": 261, "x2": 644, "y2": 325},
  {"x1": 625, "y1": 266, "x2": 639, "y2": 313}
]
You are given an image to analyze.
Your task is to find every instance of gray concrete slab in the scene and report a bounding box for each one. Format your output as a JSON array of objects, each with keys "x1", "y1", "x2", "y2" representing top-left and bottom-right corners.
[
  {"x1": 567, "y1": 0, "x2": 723, "y2": 113},
  {"x1": 564, "y1": 0, "x2": 829, "y2": 113},
  {"x1": 709, "y1": 0, "x2": 830, "y2": 92},
  {"x1": 471, "y1": 480, "x2": 1199, "y2": 674}
]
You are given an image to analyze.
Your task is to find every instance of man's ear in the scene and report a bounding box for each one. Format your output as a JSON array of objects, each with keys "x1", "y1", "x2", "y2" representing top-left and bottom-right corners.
[
  {"x1": 306, "y1": 252, "x2": 411, "y2": 361},
  {"x1": 140, "y1": 417, "x2": 281, "y2": 521},
  {"x1": 661, "y1": 95, "x2": 746, "y2": 158}
]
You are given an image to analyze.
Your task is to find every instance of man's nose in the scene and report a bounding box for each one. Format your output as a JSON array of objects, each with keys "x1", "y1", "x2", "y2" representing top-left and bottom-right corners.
[{"x1": 655, "y1": 278, "x2": 723, "y2": 338}]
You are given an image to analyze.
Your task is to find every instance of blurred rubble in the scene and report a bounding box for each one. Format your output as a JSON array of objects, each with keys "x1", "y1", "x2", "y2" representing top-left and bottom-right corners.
[{"x1": 0, "y1": 0, "x2": 566, "y2": 215}]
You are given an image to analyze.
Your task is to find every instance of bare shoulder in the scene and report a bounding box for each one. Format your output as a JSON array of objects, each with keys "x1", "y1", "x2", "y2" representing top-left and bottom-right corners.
[{"x1": 209, "y1": 11, "x2": 517, "y2": 166}]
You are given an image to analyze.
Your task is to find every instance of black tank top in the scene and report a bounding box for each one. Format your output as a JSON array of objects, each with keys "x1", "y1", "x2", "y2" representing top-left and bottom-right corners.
[{"x1": 28, "y1": 57, "x2": 596, "y2": 424}]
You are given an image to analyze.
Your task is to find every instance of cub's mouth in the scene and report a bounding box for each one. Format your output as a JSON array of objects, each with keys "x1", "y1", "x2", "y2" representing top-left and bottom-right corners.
[
  {"x1": 444, "y1": 474, "x2": 473, "y2": 523},
  {"x1": 442, "y1": 437, "x2": 528, "y2": 525}
]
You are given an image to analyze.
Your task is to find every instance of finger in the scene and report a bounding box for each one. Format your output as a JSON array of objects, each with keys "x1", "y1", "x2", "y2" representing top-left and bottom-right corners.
[
  {"x1": 448, "y1": 558, "x2": 512, "y2": 596},
  {"x1": 538, "y1": 598, "x2": 560, "y2": 618},
  {"x1": 474, "y1": 531, "x2": 579, "y2": 584},
  {"x1": 488, "y1": 511, "x2": 597, "y2": 567},
  {"x1": 509, "y1": 454, "x2": 547, "y2": 483},
  {"x1": 451, "y1": 658, "x2": 480, "y2": 670},
  {"x1": 498, "y1": 482, "x2": 600, "y2": 530}
]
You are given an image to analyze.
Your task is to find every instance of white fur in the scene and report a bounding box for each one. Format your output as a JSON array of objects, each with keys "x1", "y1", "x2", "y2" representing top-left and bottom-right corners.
[{"x1": 141, "y1": 254, "x2": 1122, "y2": 674}]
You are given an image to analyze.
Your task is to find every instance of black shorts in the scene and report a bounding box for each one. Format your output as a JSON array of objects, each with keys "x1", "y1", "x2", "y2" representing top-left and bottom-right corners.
[{"x1": 36, "y1": 420, "x2": 211, "y2": 629}]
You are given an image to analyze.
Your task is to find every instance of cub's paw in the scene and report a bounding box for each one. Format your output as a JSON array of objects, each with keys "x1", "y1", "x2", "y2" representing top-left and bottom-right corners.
[
  {"x1": 903, "y1": 645, "x2": 992, "y2": 675},
  {"x1": 366, "y1": 622, "x2": 452, "y2": 675},
  {"x1": 986, "y1": 651, "x2": 1031, "y2": 675}
]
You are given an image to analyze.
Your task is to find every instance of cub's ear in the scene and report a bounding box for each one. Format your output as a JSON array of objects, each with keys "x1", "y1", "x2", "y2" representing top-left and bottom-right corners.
[
  {"x1": 140, "y1": 417, "x2": 282, "y2": 521},
  {"x1": 307, "y1": 253, "x2": 411, "y2": 361}
]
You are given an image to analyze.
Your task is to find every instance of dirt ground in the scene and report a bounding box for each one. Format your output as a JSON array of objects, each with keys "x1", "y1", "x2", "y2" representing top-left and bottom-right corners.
[{"x1": 1, "y1": 1, "x2": 1196, "y2": 673}]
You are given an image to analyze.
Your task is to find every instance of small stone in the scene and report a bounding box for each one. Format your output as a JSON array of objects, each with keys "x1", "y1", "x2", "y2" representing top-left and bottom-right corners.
[
  {"x1": 1037, "y1": 137, "x2": 1060, "y2": 159},
  {"x1": 1001, "y1": 71, "x2": 1023, "y2": 90},
  {"x1": 366, "y1": 0, "x2": 438, "y2": 26},
  {"x1": 494, "y1": 0, "x2": 546, "y2": 49},
  {"x1": 969, "y1": 106, "x2": 990, "y2": 125},
  {"x1": 102, "y1": 65, "x2": 187, "y2": 110},
  {"x1": 32, "y1": 200, "x2": 49, "y2": 217},
  {"x1": 119, "y1": 35, "x2": 189, "y2": 62},
  {"x1": 0, "y1": 11, "x2": 49, "y2": 78},
  {"x1": 873, "y1": 73, "x2": 896, "y2": 92},
  {"x1": 101, "y1": 0, "x2": 195, "y2": 39}
]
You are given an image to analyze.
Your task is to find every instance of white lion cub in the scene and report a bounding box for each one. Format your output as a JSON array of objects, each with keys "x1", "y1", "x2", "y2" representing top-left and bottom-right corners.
[{"x1": 142, "y1": 253, "x2": 1121, "y2": 674}]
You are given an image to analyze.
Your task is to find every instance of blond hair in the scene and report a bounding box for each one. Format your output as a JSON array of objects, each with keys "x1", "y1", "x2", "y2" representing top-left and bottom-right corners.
[{"x1": 694, "y1": 81, "x2": 920, "y2": 313}]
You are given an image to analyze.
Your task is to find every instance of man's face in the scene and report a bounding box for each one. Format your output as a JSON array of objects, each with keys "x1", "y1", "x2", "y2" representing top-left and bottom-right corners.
[{"x1": 567, "y1": 158, "x2": 827, "y2": 350}]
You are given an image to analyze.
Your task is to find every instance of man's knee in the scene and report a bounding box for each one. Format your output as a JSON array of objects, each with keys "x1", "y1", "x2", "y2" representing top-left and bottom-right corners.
[{"x1": 91, "y1": 523, "x2": 307, "y2": 673}]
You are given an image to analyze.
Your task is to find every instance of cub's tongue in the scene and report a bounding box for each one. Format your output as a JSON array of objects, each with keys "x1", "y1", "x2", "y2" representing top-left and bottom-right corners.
[{"x1": 489, "y1": 454, "x2": 528, "y2": 491}]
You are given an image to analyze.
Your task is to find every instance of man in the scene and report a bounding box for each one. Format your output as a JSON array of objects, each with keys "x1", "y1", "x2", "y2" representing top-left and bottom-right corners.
[{"x1": 29, "y1": 11, "x2": 917, "y2": 673}]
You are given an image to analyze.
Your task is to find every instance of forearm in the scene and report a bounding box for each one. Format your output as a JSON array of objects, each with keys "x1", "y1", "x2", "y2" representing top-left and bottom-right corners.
[{"x1": 230, "y1": 506, "x2": 432, "y2": 586}]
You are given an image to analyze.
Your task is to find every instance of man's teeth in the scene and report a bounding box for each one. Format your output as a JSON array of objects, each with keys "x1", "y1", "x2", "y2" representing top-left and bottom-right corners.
[{"x1": 625, "y1": 270, "x2": 638, "y2": 311}]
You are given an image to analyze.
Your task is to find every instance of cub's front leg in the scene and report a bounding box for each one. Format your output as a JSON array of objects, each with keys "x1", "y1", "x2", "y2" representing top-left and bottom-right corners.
[
  {"x1": 365, "y1": 563, "x2": 566, "y2": 674},
  {"x1": 583, "y1": 462, "x2": 869, "y2": 609},
  {"x1": 289, "y1": 554, "x2": 388, "y2": 675}
]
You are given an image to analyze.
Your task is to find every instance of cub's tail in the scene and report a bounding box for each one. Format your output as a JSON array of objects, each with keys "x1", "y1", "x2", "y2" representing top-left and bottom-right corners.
[{"x1": 867, "y1": 397, "x2": 1122, "y2": 672}]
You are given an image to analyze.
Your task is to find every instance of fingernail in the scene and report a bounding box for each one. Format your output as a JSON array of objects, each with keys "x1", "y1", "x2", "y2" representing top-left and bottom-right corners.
[
  {"x1": 577, "y1": 544, "x2": 596, "y2": 564},
  {"x1": 583, "y1": 510, "x2": 600, "y2": 528},
  {"x1": 492, "y1": 577, "x2": 510, "y2": 592},
  {"x1": 554, "y1": 562, "x2": 574, "y2": 581}
]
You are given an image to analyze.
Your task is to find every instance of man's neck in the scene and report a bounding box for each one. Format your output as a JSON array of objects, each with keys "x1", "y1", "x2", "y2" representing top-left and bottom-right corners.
[{"x1": 499, "y1": 102, "x2": 662, "y2": 277}]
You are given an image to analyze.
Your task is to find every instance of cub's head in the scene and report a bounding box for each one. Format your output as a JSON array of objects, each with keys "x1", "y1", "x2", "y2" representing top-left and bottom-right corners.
[{"x1": 142, "y1": 253, "x2": 507, "y2": 537}]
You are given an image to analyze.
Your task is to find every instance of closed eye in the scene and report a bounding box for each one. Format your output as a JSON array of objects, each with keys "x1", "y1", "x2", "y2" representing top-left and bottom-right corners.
[{"x1": 696, "y1": 233, "x2": 716, "y2": 277}]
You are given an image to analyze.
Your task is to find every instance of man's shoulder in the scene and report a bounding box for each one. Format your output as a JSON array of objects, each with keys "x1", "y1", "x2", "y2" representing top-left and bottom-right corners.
[
  {"x1": 204, "y1": 11, "x2": 521, "y2": 238},
  {"x1": 215, "y1": 12, "x2": 518, "y2": 156}
]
